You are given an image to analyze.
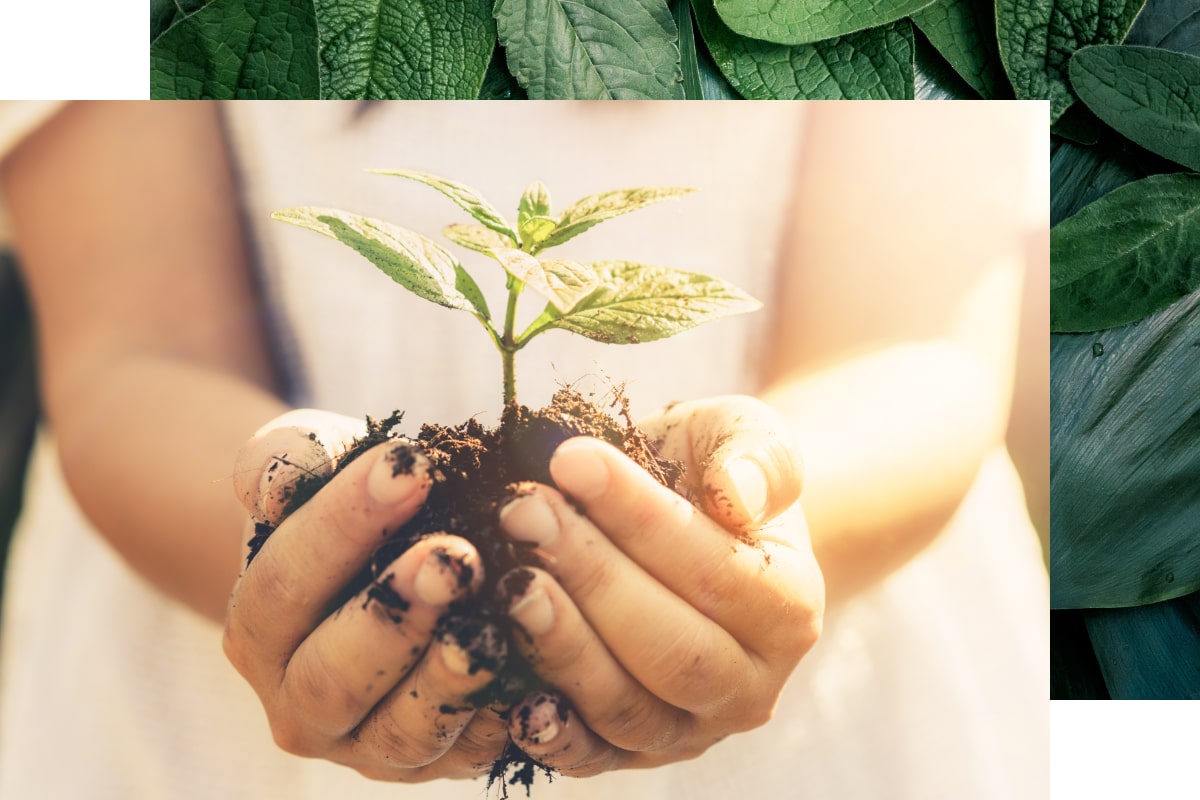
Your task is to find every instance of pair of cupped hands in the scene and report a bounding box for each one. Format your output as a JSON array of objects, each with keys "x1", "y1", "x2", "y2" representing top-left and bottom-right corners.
[{"x1": 226, "y1": 396, "x2": 824, "y2": 782}]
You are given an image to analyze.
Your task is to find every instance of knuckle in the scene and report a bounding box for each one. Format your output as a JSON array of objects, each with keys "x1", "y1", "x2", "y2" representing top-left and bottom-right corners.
[
  {"x1": 269, "y1": 719, "x2": 319, "y2": 758},
  {"x1": 285, "y1": 651, "x2": 362, "y2": 731},
  {"x1": 363, "y1": 708, "x2": 443, "y2": 768},
  {"x1": 593, "y1": 700, "x2": 682, "y2": 753},
  {"x1": 645, "y1": 627, "x2": 732, "y2": 712},
  {"x1": 565, "y1": 546, "x2": 619, "y2": 603}
]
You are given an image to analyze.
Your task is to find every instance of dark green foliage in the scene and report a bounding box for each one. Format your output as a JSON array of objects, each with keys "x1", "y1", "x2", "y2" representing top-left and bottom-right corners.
[{"x1": 1050, "y1": 0, "x2": 1200, "y2": 700}]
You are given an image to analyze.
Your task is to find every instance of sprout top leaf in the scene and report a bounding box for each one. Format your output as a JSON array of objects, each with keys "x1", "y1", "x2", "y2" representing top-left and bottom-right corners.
[{"x1": 274, "y1": 172, "x2": 755, "y2": 407}]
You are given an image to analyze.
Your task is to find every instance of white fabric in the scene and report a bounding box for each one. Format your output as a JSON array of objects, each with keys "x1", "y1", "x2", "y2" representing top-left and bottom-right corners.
[{"x1": 1, "y1": 102, "x2": 1048, "y2": 799}]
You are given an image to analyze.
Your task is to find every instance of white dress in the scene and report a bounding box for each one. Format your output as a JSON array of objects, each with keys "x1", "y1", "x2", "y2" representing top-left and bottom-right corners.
[{"x1": 0, "y1": 102, "x2": 1049, "y2": 799}]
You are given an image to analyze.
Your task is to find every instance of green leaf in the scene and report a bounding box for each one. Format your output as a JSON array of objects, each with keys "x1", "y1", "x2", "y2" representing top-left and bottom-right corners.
[
  {"x1": 369, "y1": 169, "x2": 519, "y2": 243},
  {"x1": 151, "y1": 0, "x2": 206, "y2": 42},
  {"x1": 478, "y1": 46, "x2": 529, "y2": 99},
  {"x1": 1050, "y1": 288, "x2": 1200, "y2": 608},
  {"x1": 1050, "y1": 135, "x2": 1151, "y2": 226},
  {"x1": 675, "y1": 0, "x2": 742, "y2": 98},
  {"x1": 494, "y1": 0, "x2": 685, "y2": 99},
  {"x1": 518, "y1": 181, "x2": 557, "y2": 246},
  {"x1": 912, "y1": 27, "x2": 981, "y2": 98},
  {"x1": 150, "y1": 0, "x2": 320, "y2": 98},
  {"x1": 712, "y1": 0, "x2": 935, "y2": 45},
  {"x1": 536, "y1": 186, "x2": 696, "y2": 253},
  {"x1": 676, "y1": 0, "x2": 706, "y2": 99},
  {"x1": 1050, "y1": 173, "x2": 1200, "y2": 332},
  {"x1": 1070, "y1": 45, "x2": 1200, "y2": 172},
  {"x1": 518, "y1": 181, "x2": 552, "y2": 226},
  {"x1": 313, "y1": 0, "x2": 494, "y2": 99},
  {"x1": 443, "y1": 223, "x2": 517, "y2": 254},
  {"x1": 271, "y1": 207, "x2": 490, "y2": 321},
  {"x1": 694, "y1": 0, "x2": 914, "y2": 99},
  {"x1": 1050, "y1": 103, "x2": 1104, "y2": 145},
  {"x1": 1125, "y1": 0, "x2": 1200, "y2": 56},
  {"x1": 1084, "y1": 596, "x2": 1200, "y2": 697},
  {"x1": 542, "y1": 261, "x2": 760, "y2": 344},
  {"x1": 1051, "y1": 611, "x2": 1111, "y2": 699},
  {"x1": 909, "y1": 0, "x2": 1009, "y2": 97},
  {"x1": 488, "y1": 249, "x2": 600, "y2": 312},
  {"x1": 995, "y1": 0, "x2": 1145, "y2": 121}
]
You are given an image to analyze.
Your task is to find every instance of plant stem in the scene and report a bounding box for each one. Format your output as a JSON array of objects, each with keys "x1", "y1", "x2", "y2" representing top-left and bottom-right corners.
[{"x1": 501, "y1": 277, "x2": 523, "y2": 408}]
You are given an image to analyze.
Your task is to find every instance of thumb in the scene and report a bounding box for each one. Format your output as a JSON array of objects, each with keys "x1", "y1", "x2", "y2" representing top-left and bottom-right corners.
[
  {"x1": 232, "y1": 408, "x2": 367, "y2": 525},
  {"x1": 638, "y1": 396, "x2": 803, "y2": 531}
]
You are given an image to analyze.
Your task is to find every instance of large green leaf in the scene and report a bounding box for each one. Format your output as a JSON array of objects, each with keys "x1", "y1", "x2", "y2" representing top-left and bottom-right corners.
[
  {"x1": 150, "y1": 0, "x2": 320, "y2": 98},
  {"x1": 1125, "y1": 0, "x2": 1200, "y2": 55},
  {"x1": 444, "y1": 223, "x2": 515, "y2": 254},
  {"x1": 1050, "y1": 610, "x2": 1111, "y2": 699},
  {"x1": 694, "y1": 0, "x2": 914, "y2": 99},
  {"x1": 478, "y1": 46, "x2": 529, "y2": 99},
  {"x1": 1050, "y1": 287, "x2": 1200, "y2": 609},
  {"x1": 487, "y1": 249, "x2": 599, "y2": 312},
  {"x1": 494, "y1": 0, "x2": 684, "y2": 99},
  {"x1": 1070, "y1": 45, "x2": 1200, "y2": 172},
  {"x1": 151, "y1": 0, "x2": 207, "y2": 42},
  {"x1": 712, "y1": 0, "x2": 935, "y2": 45},
  {"x1": 369, "y1": 170, "x2": 519, "y2": 243},
  {"x1": 911, "y1": 27, "x2": 980, "y2": 98},
  {"x1": 909, "y1": 0, "x2": 1009, "y2": 97},
  {"x1": 1050, "y1": 173, "x2": 1200, "y2": 332},
  {"x1": 1084, "y1": 594, "x2": 1200, "y2": 698},
  {"x1": 540, "y1": 261, "x2": 760, "y2": 344},
  {"x1": 314, "y1": 0, "x2": 494, "y2": 98},
  {"x1": 536, "y1": 187, "x2": 696, "y2": 253},
  {"x1": 675, "y1": 0, "x2": 741, "y2": 98},
  {"x1": 1050, "y1": 136, "x2": 1152, "y2": 225},
  {"x1": 995, "y1": 0, "x2": 1146, "y2": 121},
  {"x1": 271, "y1": 207, "x2": 490, "y2": 321}
]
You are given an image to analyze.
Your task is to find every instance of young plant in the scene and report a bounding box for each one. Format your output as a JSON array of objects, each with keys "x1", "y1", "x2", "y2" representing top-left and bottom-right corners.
[{"x1": 272, "y1": 170, "x2": 761, "y2": 409}]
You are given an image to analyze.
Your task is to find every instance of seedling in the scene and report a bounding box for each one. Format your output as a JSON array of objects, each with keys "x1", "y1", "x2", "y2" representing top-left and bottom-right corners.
[
  {"x1": 266, "y1": 170, "x2": 762, "y2": 791},
  {"x1": 272, "y1": 169, "x2": 760, "y2": 409}
]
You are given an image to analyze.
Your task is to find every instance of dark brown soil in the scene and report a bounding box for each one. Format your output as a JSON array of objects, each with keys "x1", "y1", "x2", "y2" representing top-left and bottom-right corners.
[{"x1": 246, "y1": 388, "x2": 681, "y2": 793}]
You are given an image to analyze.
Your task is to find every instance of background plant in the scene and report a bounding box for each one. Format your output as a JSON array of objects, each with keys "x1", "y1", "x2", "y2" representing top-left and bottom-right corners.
[
  {"x1": 148, "y1": 0, "x2": 1150, "y2": 100},
  {"x1": 1048, "y1": 0, "x2": 1200, "y2": 699},
  {"x1": 271, "y1": 171, "x2": 760, "y2": 408}
]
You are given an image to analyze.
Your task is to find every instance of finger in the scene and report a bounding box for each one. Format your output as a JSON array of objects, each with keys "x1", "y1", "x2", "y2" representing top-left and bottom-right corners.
[
  {"x1": 225, "y1": 440, "x2": 433, "y2": 680},
  {"x1": 508, "y1": 692, "x2": 628, "y2": 777},
  {"x1": 233, "y1": 409, "x2": 366, "y2": 525},
  {"x1": 278, "y1": 534, "x2": 484, "y2": 741},
  {"x1": 349, "y1": 620, "x2": 506, "y2": 771},
  {"x1": 499, "y1": 486, "x2": 752, "y2": 716},
  {"x1": 637, "y1": 396, "x2": 803, "y2": 530},
  {"x1": 431, "y1": 705, "x2": 511, "y2": 779},
  {"x1": 544, "y1": 441, "x2": 822, "y2": 668},
  {"x1": 501, "y1": 567, "x2": 689, "y2": 752}
]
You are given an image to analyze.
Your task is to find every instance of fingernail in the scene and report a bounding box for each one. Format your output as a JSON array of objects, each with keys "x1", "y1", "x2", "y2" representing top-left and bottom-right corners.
[
  {"x1": 439, "y1": 624, "x2": 506, "y2": 676},
  {"x1": 440, "y1": 636, "x2": 474, "y2": 676},
  {"x1": 721, "y1": 457, "x2": 768, "y2": 524},
  {"x1": 499, "y1": 493, "x2": 560, "y2": 546},
  {"x1": 549, "y1": 438, "x2": 609, "y2": 503},
  {"x1": 256, "y1": 445, "x2": 332, "y2": 524},
  {"x1": 515, "y1": 692, "x2": 566, "y2": 746},
  {"x1": 414, "y1": 547, "x2": 473, "y2": 606},
  {"x1": 368, "y1": 443, "x2": 430, "y2": 506},
  {"x1": 508, "y1": 584, "x2": 553, "y2": 636}
]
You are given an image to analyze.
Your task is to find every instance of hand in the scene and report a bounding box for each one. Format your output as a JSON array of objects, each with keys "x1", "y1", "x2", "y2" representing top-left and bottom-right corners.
[
  {"x1": 495, "y1": 396, "x2": 825, "y2": 775},
  {"x1": 224, "y1": 410, "x2": 510, "y2": 781}
]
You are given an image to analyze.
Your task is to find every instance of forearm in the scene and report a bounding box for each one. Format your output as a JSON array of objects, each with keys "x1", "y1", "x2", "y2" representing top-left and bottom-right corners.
[
  {"x1": 52, "y1": 354, "x2": 285, "y2": 623},
  {"x1": 762, "y1": 338, "x2": 1006, "y2": 604}
]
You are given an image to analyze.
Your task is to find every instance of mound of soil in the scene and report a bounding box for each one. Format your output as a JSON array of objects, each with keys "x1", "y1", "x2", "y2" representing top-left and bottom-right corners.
[{"x1": 246, "y1": 389, "x2": 681, "y2": 792}]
